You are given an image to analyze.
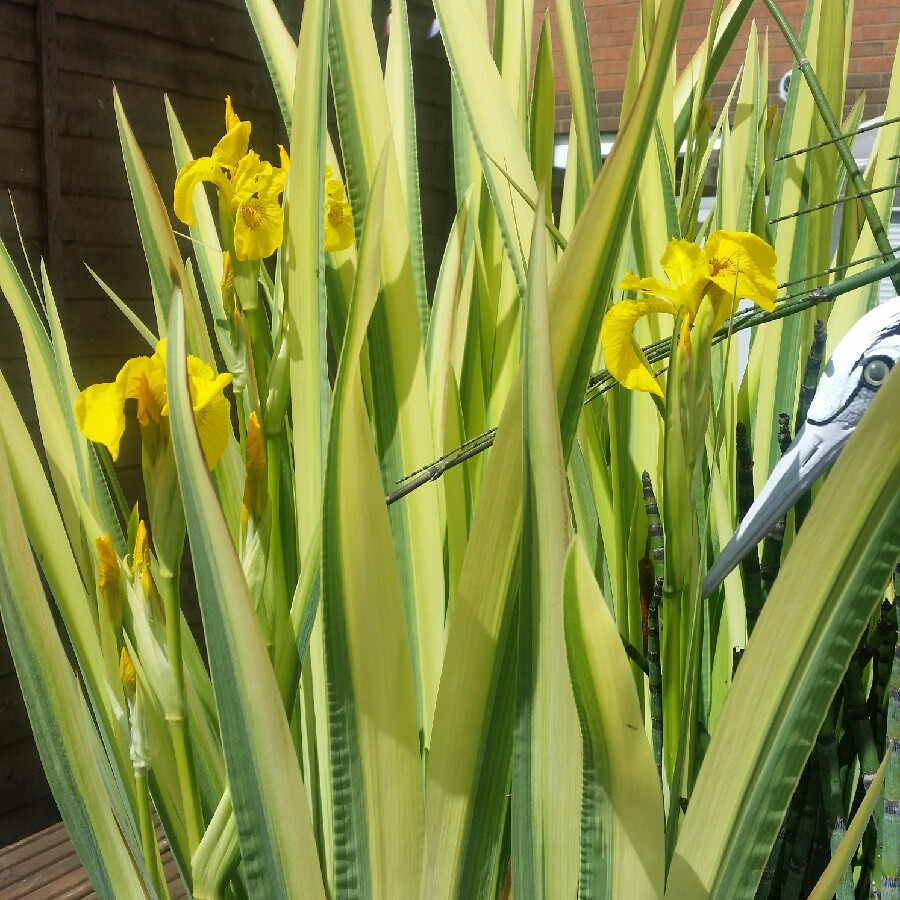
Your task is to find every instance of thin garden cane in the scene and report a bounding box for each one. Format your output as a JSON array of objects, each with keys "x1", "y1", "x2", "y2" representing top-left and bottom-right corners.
[
  {"x1": 762, "y1": 0, "x2": 900, "y2": 294},
  {"x1": 387, "y1": 254, "x2": 900, "y2": 507}
]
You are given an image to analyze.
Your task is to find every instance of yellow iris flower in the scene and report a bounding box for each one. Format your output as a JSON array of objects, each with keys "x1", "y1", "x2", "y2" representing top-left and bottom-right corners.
[
  {"x1": 174, "y1": 97, "x2": 289, "y2": 261},
  {"x1": 601, "y1": 231, "x2": 777, "y2": 397},
  {"x1": 174, "y1": 98, "x2": 355, "y2": 260},
  {"x1": 75, "y1": 340, "x2": 233, "y2": 470}
]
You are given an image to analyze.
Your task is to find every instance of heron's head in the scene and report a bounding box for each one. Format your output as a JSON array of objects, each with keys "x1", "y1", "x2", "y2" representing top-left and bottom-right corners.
[{"x1": 702, "y1": 296, "x2": 900, "y2": 598}]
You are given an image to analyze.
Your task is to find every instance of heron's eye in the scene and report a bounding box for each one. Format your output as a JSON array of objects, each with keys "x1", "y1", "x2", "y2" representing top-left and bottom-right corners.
[{"x1": 862, "y1": 356, "x2": 893, "y2": 388}]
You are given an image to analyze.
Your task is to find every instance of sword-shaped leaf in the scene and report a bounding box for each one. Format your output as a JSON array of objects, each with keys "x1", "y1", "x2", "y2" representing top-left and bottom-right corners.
[
  {"x1": 666, "y1": 367, "x2": 900, "y2": 899},
  {"x1": 321, "y1": 146, "x2": 424, "y2": 898},
  {"x1": 0, "y1": 433, "x2": 149, "y2": 898},
  {"x1": 166, "y1": 288, "x2": 325, "y2": 900},
  {"x1": 563, "y1": 536, "x2": 665, "y2": 900}
]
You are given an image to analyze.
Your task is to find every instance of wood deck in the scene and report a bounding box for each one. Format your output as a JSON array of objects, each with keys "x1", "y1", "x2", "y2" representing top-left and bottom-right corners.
[{"x1": 0, "y1": 821, "x2": 187, "y2": 899}]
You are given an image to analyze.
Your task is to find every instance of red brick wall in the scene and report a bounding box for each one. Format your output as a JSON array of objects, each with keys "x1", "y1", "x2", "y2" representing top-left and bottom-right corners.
[{"x1": 491, "y1": 1, "x2": 900, "y2": 132}]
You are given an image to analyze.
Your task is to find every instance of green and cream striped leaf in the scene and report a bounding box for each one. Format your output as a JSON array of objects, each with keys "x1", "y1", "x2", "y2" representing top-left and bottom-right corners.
[
  {"x1": 825, "y1": 34, "x2": 900, "y2": 349},
  {"x1": 745, "y1": 0, "x2": 818, "y2": 485},
  {"x1": 114, "y1": 89, "x2": 213, "y2": 366},
  {"x1": 673, "y1": 0, "x2": 755, "y2": 147},
  {"x1": 554, "y1": 0, "x2": 602, "y2": 187},
  {"x1": 665, "y1": 367, "x2": 900, "y2": 899},
  {"x1": 329, "y1": 0, "x2": 445, "y2": 745},
  {"x1": 514, "y1": 187, "x2": 581, "y2": 897},
  {"x1": 423, "y1": 1, "x2": 686, "y2": 894},
  {"x1": 244, "y1": 0, "x2": 299, "y2": 130},
  {"x1": 432, "y1": 0, "x2": 538, "y2": 293},
  {"x1": 286, "y1": 0, "x2": 330, "y2": 567},
  {"x1": 0, "y1": 235, "x2": 96, "y2": 574},
  {"x1": 322, "y1": 147, "x2": 423, "y2": 899},
  {"x1": 0, "y1": 370, "x2": 140, "y2": 826},
  {"x1": 165, "y1": 100, "x2": 231, "y2": 362},
  {"x1": 0, "y1": 433, "x2": 150, "y2": 898},
  {"x1": 165, "y1": 288, "x2": 325, "y2": 900},
  {"x1": 530, "y1": 13, "x2": 556, "y2": 216},
  {"x1": 563, "y1": 536, "x2": 665, "y2": 900},
  {"x1": 384, "y1": 0, "x2": 428, "y2": 325}
]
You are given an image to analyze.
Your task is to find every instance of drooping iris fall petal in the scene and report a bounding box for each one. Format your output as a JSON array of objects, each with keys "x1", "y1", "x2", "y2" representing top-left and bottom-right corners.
[
  {"x1": 75, "y1": 380, "x2": 130, "y2": 461},
  {"x1": 185, "y1": 357, "x2": 234, "y2": 470},
  {"x1": 174, "y1": 157, "x2": 231, "y2": 227},
  {"x1": 600, "y1": 298, "x2": 677, "y2": 398}
]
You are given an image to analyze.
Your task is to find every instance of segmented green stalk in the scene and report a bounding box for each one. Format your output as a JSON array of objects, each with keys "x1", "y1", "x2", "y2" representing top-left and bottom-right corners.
[
  {"x1": 793, "y1": 320, "x2": 827, "y2": 528},
  {"x1": 760, "y1": 415, "x2": 792, "y2": 598},
  {"x1": 882, "y1": 638, "x2": 900, "y2": 899},
  {"x1": 736, "y1": 422, "x2": 764, "y2": 633},
  {"x1": 872, "y1": 602, "x2": 897, "y2": 748},
  {"x1": 757, "y1": 766, "x2": 808, "y2": 900},
  {"x1": 642, "y1": 471, "x2": 665, "y2": 581},
  {"x1": 845, "y1": 650, "x2": 881, "y2": 791},
  {"x1": 817, "y1": 707, "x2": 854, "y2": 900},
  {"x1": 781, "y1": 759, "x2": 821, "y2": 900},
  {"x1": 805, "y1": 812, "x2": 830, "y2": 897},
  {"x1": 641, "y1": 471, "x2": 664, "y2": 782},
  {"x1": 648, "y1": 576, "x2": 664, "y2": 784}
]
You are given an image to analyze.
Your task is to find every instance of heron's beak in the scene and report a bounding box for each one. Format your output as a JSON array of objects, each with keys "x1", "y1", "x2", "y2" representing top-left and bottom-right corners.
[{"x1": 701, "y1": 418, "x2": 848, "y2": 598}]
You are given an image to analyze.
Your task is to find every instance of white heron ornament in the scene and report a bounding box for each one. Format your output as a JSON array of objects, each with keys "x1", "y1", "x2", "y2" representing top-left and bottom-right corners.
[{"x1": 702, "y1": 295, "x2": 900, "y2": 598}]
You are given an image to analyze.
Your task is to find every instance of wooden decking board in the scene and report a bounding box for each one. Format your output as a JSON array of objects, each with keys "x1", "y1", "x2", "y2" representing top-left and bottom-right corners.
[{"x1": 0, "y1": 821, "x2": 189, "y2": 898}]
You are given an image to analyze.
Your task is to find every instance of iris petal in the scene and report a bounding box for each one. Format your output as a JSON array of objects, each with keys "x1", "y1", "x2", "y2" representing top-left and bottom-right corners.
[
  {"x1": 703, "y1": 231, "x2": 777, "y2": 312},
  {"x1": 75, "y1": 380, "x2": 127, "y2": 461},
  {"x1": 600, "y1": 298, "x2": 678, "y2": 397},
  {"x1": 174, "y1": 157, "x2": 230, "y2": 226}
]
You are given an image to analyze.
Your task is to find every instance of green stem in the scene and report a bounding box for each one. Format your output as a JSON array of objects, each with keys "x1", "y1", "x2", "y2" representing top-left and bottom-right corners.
[
  {"x1": 762, "y1": 0, "x2": 900, "y2": 294},
  {"x1": 648, "y1": 576, "x2": 664, "y2": 785},
  {"x1": 245, "y1": 305, "x2": 271, "y2": 424},
  {"x1": 159, "y1": 570, "x2": 203, "y2": 856},
  {"x1": 135, "y1": 768, "x2": 165, "y2": 899},
  {"x1": 817, "y1": 708, "x2": 854, "y2": 900},
  {"x1": 845, "y1": 651, "x2": 881, "y2": 792},
  {"x1": 640, "y1": 472, "x2": 665, "y2": 784},
  {"x1": 782, "y1": 759, "x2": 820, "y2": 900},
  {"x1": 735, "y1": 422, "x2": 763, "y2": 632}
]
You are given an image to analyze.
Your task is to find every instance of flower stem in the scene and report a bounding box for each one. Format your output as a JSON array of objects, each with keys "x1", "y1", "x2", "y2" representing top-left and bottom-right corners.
[
  {"x1": 135, "y1": 767, "x2": 165, "y2": 898},
  {"x1": 159, "y1": 569, "x2": 204, "y2": 857}
]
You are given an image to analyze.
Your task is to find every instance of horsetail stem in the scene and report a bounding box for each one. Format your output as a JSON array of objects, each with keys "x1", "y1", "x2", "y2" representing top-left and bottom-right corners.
[
  {"x1": 760, "y1": 415, "x2": 792, "y2": 598},
  {"x1": 736, "y1": 422, "x2": 764, "y2": 633},
  {"x1": 794, "y1": 320, "x2": 828, "y2": 529},
  {"x1": 641, "y1": 472, "x2": 665, "y2": 783}
]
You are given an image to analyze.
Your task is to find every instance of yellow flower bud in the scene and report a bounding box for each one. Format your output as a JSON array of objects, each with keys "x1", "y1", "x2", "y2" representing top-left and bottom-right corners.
[{"x1": 119, "y1": 647, "x2": 136, "y2": 700}]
